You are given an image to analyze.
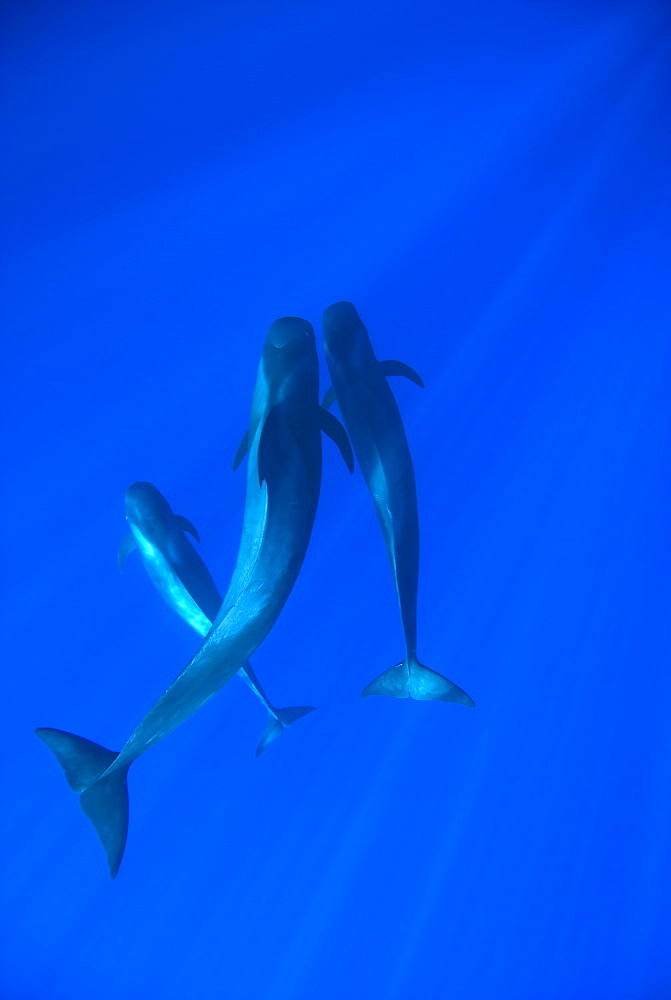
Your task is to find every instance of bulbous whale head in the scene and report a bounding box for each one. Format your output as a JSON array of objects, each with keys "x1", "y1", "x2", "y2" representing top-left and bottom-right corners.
[
  {"x1": 262, "y1": 317, "x2": 317, "y2": 396},
  {"x1": 125, "y1": 482, "x2": 172, "y2": 535},
  {"x1": 323, "y1": 300, "x2": 360, "y2": 334},
  {"x1": 266, "y1": 316, "x2": 314, "y2": 350},
  {"x1": 322, "y1": 302, "x2": 371, "y2": 362}
]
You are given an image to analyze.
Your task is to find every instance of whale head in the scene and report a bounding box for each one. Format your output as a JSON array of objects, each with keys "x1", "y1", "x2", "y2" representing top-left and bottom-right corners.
[
  {"x1": 322, "y1": 301, "x2": 371, "y2": 364},
  {"x1": 124, "y1": 482, "x2": 172, "y2": 539},
  {"x1": 267, "y1": 316, "x2": 314, "y2": 350},
  {"x1": 262, "y1": 316, "x2": 317, "y2": 399}
]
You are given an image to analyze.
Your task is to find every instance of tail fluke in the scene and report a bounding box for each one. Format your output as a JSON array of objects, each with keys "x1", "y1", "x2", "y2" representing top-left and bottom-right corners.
[
  {"x1": 361, "y1": 660, "x2": 475, "y2": 707},
  {"x1": 35, "y1": 728, "x2": 118, "y2": 792},
  {"x1": 255, "y1": 705, "x2": 316, "y2": 757},
  {"x1": 35, "y1": 728, "x2": 130, "y2": 878},
  {"x1": 80, "y1": 769, "x2": 130, "y2": 879}
]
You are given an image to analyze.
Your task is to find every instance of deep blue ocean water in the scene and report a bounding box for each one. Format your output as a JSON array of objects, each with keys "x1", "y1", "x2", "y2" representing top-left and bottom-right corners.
[{"x1": 2, "y1": 3, "x2": 670, "y2": 998}]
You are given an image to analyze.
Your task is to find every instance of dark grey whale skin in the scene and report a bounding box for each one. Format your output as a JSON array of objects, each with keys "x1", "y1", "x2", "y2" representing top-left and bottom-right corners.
[
  {"x1": 120, "y1": 481, "x2": 222, "y2": 630},
  {"x1": 322, "y1": 301, "x2": 474, "y2": 707},
  {"x1": 36, "y1": 317, "x2": 349, "y2": 877},
  {"x1": 120, "y1": 481, "x2": 314, "y2": 757}
]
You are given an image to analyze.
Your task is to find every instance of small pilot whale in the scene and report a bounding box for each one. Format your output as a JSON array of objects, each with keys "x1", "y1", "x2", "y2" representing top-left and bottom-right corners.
[
  {"x1": 322, "y1": 301, "x2": 474, "y2": 707},
  {"x1": 120, "y1": 481, "x2": 315, "y2": 756},
  {"x1": 36, "y1": 317, "x2": 353, "y2": 877}
]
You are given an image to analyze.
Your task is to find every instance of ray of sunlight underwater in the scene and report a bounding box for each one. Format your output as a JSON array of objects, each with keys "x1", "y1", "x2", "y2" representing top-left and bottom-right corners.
[{"x1": 1, "y1": 2, "x2": 670, "y2": 999}]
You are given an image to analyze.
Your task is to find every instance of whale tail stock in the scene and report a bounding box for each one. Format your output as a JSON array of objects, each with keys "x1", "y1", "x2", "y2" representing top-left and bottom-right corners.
[
  {"x1": 35, "y1": 728, "x2": 130, "y2": 879},
  {"x1": 255, "y1": 704, "x2": 316, "y2": 757},
  {"x1": 361, "y1": 658, "x2": 475, "y2": 707}
]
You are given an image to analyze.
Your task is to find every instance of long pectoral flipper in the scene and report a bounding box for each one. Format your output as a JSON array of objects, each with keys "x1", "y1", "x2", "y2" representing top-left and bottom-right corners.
[
  {"x1": 118, "y1": 533, "x2": 136, "y2": 571},
  {"x1": 378, "y1": 360, "x2": 424, "y2": 387},
  {"x1": 319, "y1": 407, "x2": 354, "y2": 472}
]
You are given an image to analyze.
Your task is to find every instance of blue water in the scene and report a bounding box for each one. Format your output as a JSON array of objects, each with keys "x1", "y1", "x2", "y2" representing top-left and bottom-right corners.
[{"x1": 2, "y1": 3, "x2": 670, "y2": 998}]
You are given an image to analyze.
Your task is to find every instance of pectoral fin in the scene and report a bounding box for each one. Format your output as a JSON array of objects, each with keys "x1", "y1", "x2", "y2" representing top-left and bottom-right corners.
[
  {"x1": 321, "y1": 386, "x2": 337, "y2": 411},
  {"x1": 118, "y1": 533, "x2": 136, "y2": 571},
  {"x1": 232, "y1": 429, "x2": 249, "y2": 471},
  {"x1": 257, "y1": 406, "x2": 282, "y2": 487},
  {"x1": 379, "y1": 360, "x2": 424, "y2": 388},
  {"x1": 319, "y1": 407, "x2": 354, "y2": 472},
  {"x1": 175, "y1": 515, "x2": 200, "y2": 543}
]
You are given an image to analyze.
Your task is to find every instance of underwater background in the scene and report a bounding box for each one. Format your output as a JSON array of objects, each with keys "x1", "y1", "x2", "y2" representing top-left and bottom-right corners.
[{"x1": 2, "y1": 2, "x2": 670, "y2": 998}]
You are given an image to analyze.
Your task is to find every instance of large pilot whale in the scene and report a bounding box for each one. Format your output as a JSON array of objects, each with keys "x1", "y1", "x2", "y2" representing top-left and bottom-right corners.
[
  {"x1": 119, "y1": 481, "x2": 315, "y2": 756},
  {"x1": 322, "y1": 301, "x2": 474, "y2": 707},
  {"x1": 36, "y1": 317, "x2": 353, "y2": 877}
]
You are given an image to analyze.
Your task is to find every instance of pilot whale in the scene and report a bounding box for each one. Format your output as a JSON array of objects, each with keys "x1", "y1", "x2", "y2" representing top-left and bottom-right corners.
[
  {"x1": 36, "y1": 317, "x2": 353, "y2": 877},
  {"x1": 322, "y1": 301, "x2": 474, "y2": 707},
  {"x1": 120, "y1": 481, "x2": 315, "y2": 756}
]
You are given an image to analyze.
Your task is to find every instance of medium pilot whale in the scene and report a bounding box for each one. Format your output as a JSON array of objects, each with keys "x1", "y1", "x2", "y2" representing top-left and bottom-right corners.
[
  {"x1": 36, "y1": 317, "x2": 353, "y2": 877},
  {"x1": 119, "y1": 481, "x2": 315, "y2": 756},
  {"x1": 322, "y1": 301, "x2": 474, "y2": 707}
]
